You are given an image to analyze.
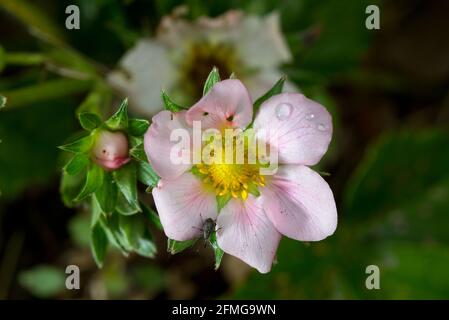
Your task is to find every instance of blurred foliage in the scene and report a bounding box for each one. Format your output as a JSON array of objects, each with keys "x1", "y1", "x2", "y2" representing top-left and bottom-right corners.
[
  {"x1": 18, "y1": 265, "x2": 66, "y2": 298},
  {"x1": 0, "y1": 100, "x2": 77, "y2": 198},
  {"x1": 231, "y1": 130, "x2": 449, "y2": 299}
]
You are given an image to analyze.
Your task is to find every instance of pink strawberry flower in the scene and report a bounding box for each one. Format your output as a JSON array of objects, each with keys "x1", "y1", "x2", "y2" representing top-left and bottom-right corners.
[{"x1": 144, "y1": 79, "x2": 337, "y2": 273}]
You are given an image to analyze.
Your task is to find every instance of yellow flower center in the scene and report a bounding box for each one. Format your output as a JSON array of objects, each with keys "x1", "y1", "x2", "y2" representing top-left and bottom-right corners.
[
  {"x1": 193, "y1": 134, "x2": 266, "y2": 200},
  {"x1": 179, "y1": 41, "x2": 243, "y2": 102},
  {"x1": 196, "y1": 162, "x2": 265, "y2": 200}
]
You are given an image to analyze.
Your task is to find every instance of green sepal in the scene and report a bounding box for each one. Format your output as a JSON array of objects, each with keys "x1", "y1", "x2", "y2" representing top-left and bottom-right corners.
[
  {"x1": 63, "y1": 153, "x2": 89, "y2": 176},
  {"x1": 129, "y1": 143, "x2": 147, "y2": 162},
  {"x1": 78, "y1": 112, "x2": 102, "y2": 131},
  {"x1": 91, "y1": 196, "x2": 103, "y2": 227},
  {"x1": 128, "y1": 119, "x2": 150, "y2": 136},
  {"x1": 253, "y1": 76, "x2": 285, "y2": 115},
  {"x1": 100, "y1": 213, "x2": 131, "y2": 254},
  {"x1": 115, "y1": 191, "x2": 140, "y2": 215},
  {"x1": 105, "y1": 98, "x2": 128, "y2": 130},
  {"x1": 128, "y1": 135, "x2": 143, "y2": 149},
  {"x1": 118, "y1": 214, "x2": 157, "y2": 258},
  {"x1": 129, "y1": 143, "x2": 160, "y2": 187},
  {"x1": 91, "y1": 222, "x2": 108, "y2": 268},
  {"x1": 141, "y1": 202, "x2": 163, "y2": 230},
  {"x1": 216, "y1": 193, "x2": 232, "y2": 212},
  {"x1": 167, "y1": 238, "x2": 198, "y2": 254},
  {"x1": 99, "y1": 212, "x2": 157, "y2": 258},
  {"x1": 58, "y1": 134, "x2": 93, "y2": 153},
  {"x1": 203, "y1": 67, "x2": 220, "y2": 96},
  {"x1": 209, "y1": 232, "x2": 224, "y2": 270},
  {"x1": 137, "y1": 161, "x2": 160, "y2": 188},
  {"x1": 60, "y1": 170, "x2": 85, "y2": 208},
  {"x1": 94, "y1": 172, "x2": 117, "y2": 214},
  {"x1": 161, "y1": 90, "x2": 186, "y2": 112},
  {"x1": 113, "y1": 162, "x2": 140, "y2": 213},
  {"x1": 75, "y1": 163, "x2": 104, "y2": 201}
]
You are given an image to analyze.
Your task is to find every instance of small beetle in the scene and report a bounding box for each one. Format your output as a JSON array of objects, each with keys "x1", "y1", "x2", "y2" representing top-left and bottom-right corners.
[{"x1": 201, "y1": 218, "x2": 216, "y2": 241}]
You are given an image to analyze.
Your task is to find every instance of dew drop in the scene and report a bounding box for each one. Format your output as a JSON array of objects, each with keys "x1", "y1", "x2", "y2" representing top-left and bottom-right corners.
[
  {"x1": 306, "y1": 113, "x2": 315, "y2": 120},
  {"x1": 275, "y1": 103, "x2": 292, "y2": 120},
  {"x1": 318, "y1": 123, "x2": 326, "y2": 131}
]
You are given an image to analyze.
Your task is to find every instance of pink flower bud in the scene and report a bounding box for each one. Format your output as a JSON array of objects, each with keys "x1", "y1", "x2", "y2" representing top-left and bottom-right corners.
[{"x1": 92, "y1": 130, "x2": 130, "y2": 170}]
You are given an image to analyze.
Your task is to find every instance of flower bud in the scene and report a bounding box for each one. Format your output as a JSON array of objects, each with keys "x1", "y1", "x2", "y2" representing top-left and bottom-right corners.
[{"x1": 92, "y1": 130, "x2": 130, "y2": 170}]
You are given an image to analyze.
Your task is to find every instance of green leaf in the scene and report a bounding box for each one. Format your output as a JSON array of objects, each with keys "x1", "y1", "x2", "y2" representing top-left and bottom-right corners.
[
  {"x1": 167, "y1": 238, "x2": 198, "y2": 254},
  {"x1": 91, "y1": 222, "x2": 108, "y2": 268},
  {"x1": 0, "y1": 95, "x2": 6, "y2": 108},
  {"x1": 105, "y1": 98, "x2": 128, "y2": 130},
  {"x1": 161, "y1": 90, "x2": 186, "y2": 112},
  {"x1": 100, "y1": 213, "x2": 131, "y2": 253},
  {"x1": 118, "y1": 214, "x2": 157, "y2": 258},
  {"x1": 115, "y1": 190, "x2": 140, "y2": 215},
  {"x1": 64, "y1": 153, "x2": 89, "y2": 176},
  {"x1": 58, "y1": 134, "x2": 93, "y2": 153},
  {"x1": 216, "y1": 193, "x2": 232, "y2": 212},
  {"x1": 141, "y1": 202, "x2": 163, "y2": 230},
  {"x1": 128, "y1": 119, "x2": 150, "y2": 136},
  {"x1": 75, "y1": 164, "x2": 104, "y2": 201},
  {"x1": 203, "y1": 67, "x2": 221, "y2": 96},
  {"x1": 1, "y1": 78, "x2": 92, "y2": 109},
  {"x1": 134, "y1": 233, "x2": 157, "y2": 258},
  {"x1": 113, "y1": 162, "x2": 140, "y2": 212},
  {"x1": 137, "y1": 161, "x2": 160, "y2": 188},
  {"x1": 60, "y1": 171, "x2": 85, "y2": 208},
  {"x1": 94, "y1": 172, "x2": 117, "y2": 214},
  {"x1": 78, "y1": 112, "x2": 102, "y2": 131},
  {"x1": 129, "y1": 143, "x2": 147, "y2": 162},
  {"x1": 209, "y1": 232, "x2": 224, "y2": 270},
  {"x1": 19, "y1": 265, "x2": 65, "y2": 298},
  {"x1": 91, "y1": 196, "x2": 102, "y2": 227},
  {"x1": 253, "y1": 77, "x2": 285, "y2": 115}
]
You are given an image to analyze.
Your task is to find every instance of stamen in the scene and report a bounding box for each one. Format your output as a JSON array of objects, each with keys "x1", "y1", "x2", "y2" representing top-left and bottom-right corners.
[{"x1": 193, "y1": 135, "x2": 266, "y2": 201}]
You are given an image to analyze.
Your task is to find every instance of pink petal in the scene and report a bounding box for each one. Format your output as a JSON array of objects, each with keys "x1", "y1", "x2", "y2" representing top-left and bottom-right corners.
[
  {"x1": 186, "y1": 79, "x2": 253, "y2": 130},
  {"x1": 216, "y1": 197, "x2": 281, "y2": 273},
  {"x1": 144, "y1": 110, "x2": 192, "y2": 180},
  {"x1": 260, "y1": 165, "x2": 337, "y2": 241},
  {"x1": 253, "y1": 93, "x2": 332, "y2": 166},
  {"x1": 92, "y1": 130, "x2": 130, "y2": 171},
  {"x1": 96, "y1": 156, "x2": 130, "y2": 171},
  {"x1": 152, "y1": 172, "x2": 218, "y2": 241}
]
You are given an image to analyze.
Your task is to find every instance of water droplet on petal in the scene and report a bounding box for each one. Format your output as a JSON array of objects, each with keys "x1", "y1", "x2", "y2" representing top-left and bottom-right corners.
[
  {"x1": 318, "y1": 124, "x2": 326, "y2": 131},
  {"x1": 275, "y1": 103, "x2": 292, "y2": 120},
  {"x1": 306, "y1": 113, "x2": 315, "y2": 120}
]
